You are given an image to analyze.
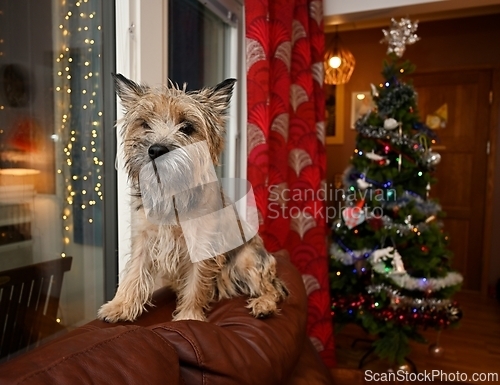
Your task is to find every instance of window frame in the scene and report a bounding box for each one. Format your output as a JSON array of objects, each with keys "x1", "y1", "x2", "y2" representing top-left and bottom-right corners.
[{"x1": 114, "y1": 0, "x2": 246, "y2": 273}]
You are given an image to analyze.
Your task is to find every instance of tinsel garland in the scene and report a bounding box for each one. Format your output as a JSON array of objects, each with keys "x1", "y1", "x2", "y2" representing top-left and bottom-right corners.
[
  {"x1": 333, "y1": 214, "x2": 438, "y2": 236},
  {"x1": 330, "y1": 243, "x2": 374, "y2": 264},
  {"x1": 331, "y1": 291, "x2": 462, "y2": 328},
  {"x1": 354, "y1": 116, "x2": 425, "y2": 148},
  {"x1": 330, "y1": 244, "x2": 463, "y2": 292},
  {"x1": 380, "y1": 215, "x2": 439, "y2": 235},
  {"x1": 383, "y1": 191, "x2": 441, "y2": 216},
  {"x1": 381, "y1": 270, "x2": 463, "y2": 292},
  {"x1": 333, "y1": 211, "x2": 442, "y2": 236},
  {"x1": 367, "y1": 284, "x2": 457, "y2": 312}
]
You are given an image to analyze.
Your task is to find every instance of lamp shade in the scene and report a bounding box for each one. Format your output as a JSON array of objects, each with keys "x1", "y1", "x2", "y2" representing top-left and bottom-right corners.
[{"x1": 324, "y1": 33, "x2": 355, "y2": 85}]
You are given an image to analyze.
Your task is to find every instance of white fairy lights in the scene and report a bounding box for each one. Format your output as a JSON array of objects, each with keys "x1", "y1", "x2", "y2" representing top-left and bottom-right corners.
[{"x1": 55, "y1": 1, "x2": 103, "y2": 247}]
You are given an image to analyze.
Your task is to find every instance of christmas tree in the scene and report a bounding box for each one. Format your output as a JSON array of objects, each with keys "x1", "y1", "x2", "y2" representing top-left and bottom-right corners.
[{"x1": 329, "y1": 19, "x2": 463, "y2": 365}]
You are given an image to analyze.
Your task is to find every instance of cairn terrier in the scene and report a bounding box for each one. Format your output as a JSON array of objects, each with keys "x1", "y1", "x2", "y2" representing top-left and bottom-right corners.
[{"x1": 98, "y1": 74, "x2": 288, "y2": 322}]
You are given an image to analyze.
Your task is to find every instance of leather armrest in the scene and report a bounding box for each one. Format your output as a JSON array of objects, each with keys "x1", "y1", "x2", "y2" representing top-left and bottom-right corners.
[
  {"x1": 149, "y1": 255, "x2": 309, "y2": 384},
  {"x1": 0, "y1": 326, "x2": 182, "y2": 385}
]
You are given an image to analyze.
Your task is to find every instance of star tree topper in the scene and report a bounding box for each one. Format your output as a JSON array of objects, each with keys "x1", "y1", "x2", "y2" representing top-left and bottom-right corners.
[{"x1": 381, "y1": 18, "x2": 420, "y2": 57}]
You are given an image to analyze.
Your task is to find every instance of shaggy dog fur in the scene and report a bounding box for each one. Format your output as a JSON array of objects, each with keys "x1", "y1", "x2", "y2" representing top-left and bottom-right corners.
[{"x1": 98, "y1": 74, "x2": 288, "y2": 322}]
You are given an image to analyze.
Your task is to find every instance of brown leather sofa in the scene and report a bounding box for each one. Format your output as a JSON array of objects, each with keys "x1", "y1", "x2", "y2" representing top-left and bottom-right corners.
[{"x1": 0, "y1": 253, "x2": 334, "y2": 384}]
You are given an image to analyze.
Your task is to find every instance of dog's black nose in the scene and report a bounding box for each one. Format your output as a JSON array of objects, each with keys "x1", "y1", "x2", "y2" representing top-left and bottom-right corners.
[{"x1": 148, "y1": 144, "x2": 170, "y2": 160}]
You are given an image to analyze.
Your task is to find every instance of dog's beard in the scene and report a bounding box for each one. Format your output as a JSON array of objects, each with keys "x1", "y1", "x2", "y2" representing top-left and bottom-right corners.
[
  {"x1": 139, "y1": 141, "x2": 220, "y2": 226},
  {"x1": 137, "y1": 140, "x2": 260, "y2": 263}
]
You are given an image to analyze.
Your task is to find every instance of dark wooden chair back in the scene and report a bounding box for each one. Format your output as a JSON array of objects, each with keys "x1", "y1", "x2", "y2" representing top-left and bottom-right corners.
[{"x1": 0, "y1": 257, "x2": 73, "y2": 361}]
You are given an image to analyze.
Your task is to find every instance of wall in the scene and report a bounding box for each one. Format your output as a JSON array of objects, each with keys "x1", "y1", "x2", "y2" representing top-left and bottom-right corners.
[
  {"x1": 324, "y1": 0, "x2": 442, "y2": 17},
  {"x1": 115, "y1": 0, "x2": 167, "y2": 274},
  {"x1": 326, "y1": 13, "x2": 500, "y2": 291}
]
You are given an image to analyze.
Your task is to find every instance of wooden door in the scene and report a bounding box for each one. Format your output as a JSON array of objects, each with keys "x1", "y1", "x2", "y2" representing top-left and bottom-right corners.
[{"x1": 412, "y1": 70, "x2": 492, "y2": 291}]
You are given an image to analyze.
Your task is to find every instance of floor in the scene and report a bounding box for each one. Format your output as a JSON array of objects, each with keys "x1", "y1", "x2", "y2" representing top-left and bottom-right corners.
[{"x1": 333, "y1": 291, "x2": 500, "y2": 384}]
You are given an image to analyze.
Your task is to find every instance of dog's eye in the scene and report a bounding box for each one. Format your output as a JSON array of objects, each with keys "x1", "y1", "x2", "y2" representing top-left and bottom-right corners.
[
  {"x1": 141, "y1": 121, "x2": 150, "y2": 130},
  {"x1": 179, "y1": 121, "x2": 195, "y2": 136}
]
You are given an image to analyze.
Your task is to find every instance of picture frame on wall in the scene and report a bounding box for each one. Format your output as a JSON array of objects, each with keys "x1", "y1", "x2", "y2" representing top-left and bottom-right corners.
[
  {"x1": 350, "y1": 91, "x2": 374, "y2": 129},
  {"x1": 325, "y1": 84, "x2": 345, "y2": 145}
]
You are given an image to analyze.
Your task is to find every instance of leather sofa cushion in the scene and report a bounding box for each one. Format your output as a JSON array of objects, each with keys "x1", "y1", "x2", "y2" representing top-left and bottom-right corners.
[{"x1": 0, "y1": 326, "x2": 182, "y2": 385}]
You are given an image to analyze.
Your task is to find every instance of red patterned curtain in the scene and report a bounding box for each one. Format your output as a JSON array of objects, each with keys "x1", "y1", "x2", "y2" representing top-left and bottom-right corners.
[{"x1": 246, "y1": 0, "x2": 335, "y2": 366}]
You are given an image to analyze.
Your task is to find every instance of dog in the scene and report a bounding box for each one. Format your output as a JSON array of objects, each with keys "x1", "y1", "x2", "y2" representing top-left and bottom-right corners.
[{"x1": 97, "y1": 74, "x2": 288, "y2": 322}]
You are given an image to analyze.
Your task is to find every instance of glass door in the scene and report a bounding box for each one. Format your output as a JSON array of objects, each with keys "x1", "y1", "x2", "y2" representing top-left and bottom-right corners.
[{"x1": 0, "y1": 0, "x2": 115, "y2": 362}]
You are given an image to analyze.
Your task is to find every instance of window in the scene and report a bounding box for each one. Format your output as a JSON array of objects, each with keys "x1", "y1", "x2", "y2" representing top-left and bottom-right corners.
[
  {"x1": 0, "y1": 0, "x2": 116, "y2": 361},
  {"x1": 168, "y1": 0, "x2": 245, "y2": 179}
]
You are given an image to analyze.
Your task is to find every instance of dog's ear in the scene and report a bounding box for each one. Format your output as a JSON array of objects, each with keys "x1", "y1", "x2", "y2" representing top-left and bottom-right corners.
[
  {"x1": 112, "y1": 73, "x2": 148, "y2": 108},
  {"x1": 195, "y1": 78, "x2": 237, "y2": 115}
]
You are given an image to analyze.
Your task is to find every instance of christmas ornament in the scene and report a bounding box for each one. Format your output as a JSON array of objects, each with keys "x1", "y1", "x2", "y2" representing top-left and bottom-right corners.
[
  {"x1": 383, "y1": 118, "x2": 399, "y2": 130},
  {"x1": 367, "y1": 216, "x2": 383, "y2": 231},
  {"x1": 365, "y1": 150, "x2": 386, "y2": 161},
  {"x1": 371, "y1": 247, "x2": 406, "y2": 274},
  {"x1": 381, "y1": 18, "x2": 420, "y2": 58},
  {"x1": 370, "y1": 83, "x2": 379, "y2": 98},
  {"x1": 364, "y1": 151, "x2": 391, "y2": 166},
  {"x1": 428, "y1": 344, "x2": 444, "y2": 357},
  {"x1": 423, "y1": 151, "x2": 441, "y2": 166},
  {"x1": 419, "y1": 135, "x2": 429, "y2": 153},
  {"x1": 356, "y1": 178, "x2": 372, "y2": 190},
  {"x1": 342, "y1": 202, "x2": 366, "y2": 229},
  {"x1": 425, "y1": 215, "x2": 436, "y2": 223}
]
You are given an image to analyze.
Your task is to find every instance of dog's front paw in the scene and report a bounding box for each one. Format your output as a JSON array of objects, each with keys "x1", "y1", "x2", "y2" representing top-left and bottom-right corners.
[
  {"x1": 172, "y1": 309, "x2": 207, "y2": 322},
  {"x1": 247, "y1": 296, "x2": 278, "y2": 318},
  {"x1": 97, "y1": 300, "x2": 142, "y2": 323}
]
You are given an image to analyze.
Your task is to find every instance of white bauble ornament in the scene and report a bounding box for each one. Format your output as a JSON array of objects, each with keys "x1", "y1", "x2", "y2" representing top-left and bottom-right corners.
[{"x1": 384, "y1": 118, "x2": 399, "y2": 130}]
